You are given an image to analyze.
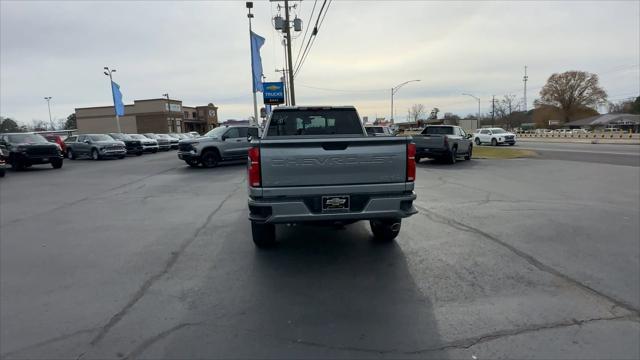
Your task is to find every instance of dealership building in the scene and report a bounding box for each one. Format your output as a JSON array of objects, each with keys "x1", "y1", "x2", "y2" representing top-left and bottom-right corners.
[{"x1": 75, "y1": 98, "x2": 219, "y2": 134}]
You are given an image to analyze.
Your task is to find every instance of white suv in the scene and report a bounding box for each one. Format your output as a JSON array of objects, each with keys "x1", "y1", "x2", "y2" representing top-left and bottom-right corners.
[{"x1": 473, "y1": 127, "x2": 516, "y2": 146}]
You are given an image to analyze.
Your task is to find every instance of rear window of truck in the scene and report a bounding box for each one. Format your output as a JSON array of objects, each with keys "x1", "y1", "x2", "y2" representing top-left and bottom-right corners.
[
  {"x1": 266, "y1": 109, "x2": 364, "y2": 137},
  {"x1": 423, "y1": 127, "x2": 454, "y2": 135}
]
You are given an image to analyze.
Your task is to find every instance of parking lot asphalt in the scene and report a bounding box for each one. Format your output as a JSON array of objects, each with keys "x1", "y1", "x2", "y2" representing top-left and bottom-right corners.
[{"x1": 1, "y1": 148, "x2": 639, "y2": 359}]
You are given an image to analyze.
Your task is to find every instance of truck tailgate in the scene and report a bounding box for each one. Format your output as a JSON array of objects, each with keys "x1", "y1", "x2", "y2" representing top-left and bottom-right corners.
[
  {"x1": 413, "y1": 134, "x2": 445, "y2": 149},
  {"x1": 259, "y1": 137, "x2": 409, "y2": 187}
]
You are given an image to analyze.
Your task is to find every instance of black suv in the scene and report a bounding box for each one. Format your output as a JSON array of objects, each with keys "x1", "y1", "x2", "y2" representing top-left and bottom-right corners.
[
  {"x1": 0, "y1": 133, "x2": 63, "y2": 170},
  {"x1": 108, "y1": 133, "x2": 144, "y2": 156}
]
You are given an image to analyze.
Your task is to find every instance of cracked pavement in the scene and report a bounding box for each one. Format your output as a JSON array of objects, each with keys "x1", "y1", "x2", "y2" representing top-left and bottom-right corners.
[{"x1": 1, "y1": 147, "x2": 639, "y2": 359}]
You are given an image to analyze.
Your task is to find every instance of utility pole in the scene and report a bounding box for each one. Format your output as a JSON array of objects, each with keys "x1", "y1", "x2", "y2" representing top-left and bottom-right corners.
[
  {"x1": 103, "y1": 67, "x2": 121, "y2": 133},
  {"x1": 283, "y1": 0, "x2": 296, "y2": 105},
  {"x1": 523, "y1": 65, "x2": 528, "y2": 112},
  {"x1": 491, "y1": 95, "x2": 496, "y2": 126},
  {"x1": 275, "y1": 68, "x2": 289, "y2": 105},
  {"x1": 44, "y1": 97, "x2": 54, "y2": 130}
]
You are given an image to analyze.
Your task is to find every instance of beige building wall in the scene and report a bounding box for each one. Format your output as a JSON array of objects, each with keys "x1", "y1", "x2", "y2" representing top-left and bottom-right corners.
[
  {"x1": 132, "y1": 99, "x2": 167, "y2": 113},
  {"x1": 77, "y1": 115, "x2": 137, "y2": 134}
]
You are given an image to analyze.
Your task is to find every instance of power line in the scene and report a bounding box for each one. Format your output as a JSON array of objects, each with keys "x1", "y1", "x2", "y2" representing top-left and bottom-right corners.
[
  {"x1": 293, "y1": 0, "x2": 317, "y2": 68},
  {"x1": 293, "y1": 0, "x2": 326, "y2": 74},
  {"x1": 294, "y1": 0, "x2": 331, "y2": 78}
]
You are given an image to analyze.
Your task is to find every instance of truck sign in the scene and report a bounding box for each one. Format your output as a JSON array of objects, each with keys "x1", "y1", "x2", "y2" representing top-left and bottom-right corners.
[{"x1": 263, "y1": 82, "x2": 285, "y2": 105}]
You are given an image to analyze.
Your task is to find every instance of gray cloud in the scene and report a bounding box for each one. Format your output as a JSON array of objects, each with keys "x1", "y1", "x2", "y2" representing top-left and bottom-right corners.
[{"x1": 1, "y1": 0, "x2": 638, "y2": 124}]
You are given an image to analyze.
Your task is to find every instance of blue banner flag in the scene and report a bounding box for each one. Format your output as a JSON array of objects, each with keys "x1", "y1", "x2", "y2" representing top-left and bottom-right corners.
[
  {"x1": 111, "y1": 81, "x2": 125, "y2": 116},
  {"x1": 250, "y1": 31, "x2": 265, "y2": 93}
]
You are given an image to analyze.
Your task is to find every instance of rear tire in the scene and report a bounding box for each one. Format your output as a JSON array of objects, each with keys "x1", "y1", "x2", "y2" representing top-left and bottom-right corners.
[
  {"x1": 465, "y1": 146, "x2": 472, "y2": 160},
  {"x1": 201, "y1": 149, "x2": 219, "y2": 168},
  {"x1": 51, "y1": 158, "x2": 63, "y2": 169},
  {"x1": 475, "y1": 138, "x2": 481, "y2": 145},
  {"x1": 491, "y1": 138, "x2": 498, "y2": 146},
  {"x1": 370, "y1": 219, "x2": 401, "y2": 242},
  {"x1": 251, "y1": 222, "x2": 276, "y2": 248},
  {"x1": 67, "y1": 149, "x2": 75, "y2": 160},
  {"x1": 448, "y1": 147, "x2": 457, "y2": 164},
  {"x1": 91, "y1": 149, "x2": 101, "y2": 160}
]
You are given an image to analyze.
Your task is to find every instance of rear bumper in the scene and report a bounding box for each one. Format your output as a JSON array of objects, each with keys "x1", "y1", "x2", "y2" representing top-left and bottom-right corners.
[
  {"x1": 416, "y1": 147, "x2": 448, "y2": 158},
  {"x1": 248, "y1": 191, "x2": 417, "y2": 224}
]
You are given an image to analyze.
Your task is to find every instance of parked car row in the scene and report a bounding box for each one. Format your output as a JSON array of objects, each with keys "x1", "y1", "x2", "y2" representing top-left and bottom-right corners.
[{"x1": 0, "y1": 131, "x2": 200, "y2": 176}]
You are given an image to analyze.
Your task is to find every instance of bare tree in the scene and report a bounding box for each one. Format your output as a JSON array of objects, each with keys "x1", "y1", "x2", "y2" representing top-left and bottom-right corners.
[
  {"x1": 30, "y1": 119, "x2": 48, "y2": 131},
  {"x1": 429, "y1": 107, "x2": 440, "y2": 120},
  {"x1": 495, "y1": 94, "x2": 521, "y2": 129},
  {"x1": 538, "y1": 71, "x2": 607, "y2": 122},
  {"x1": 407, "y1": 104, "x2": 426, "y2": 123}
]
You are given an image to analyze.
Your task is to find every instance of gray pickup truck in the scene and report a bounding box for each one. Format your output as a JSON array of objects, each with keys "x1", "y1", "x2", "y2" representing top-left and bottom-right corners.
[
  {"x1": 178, "y1": 125, "x2": 260, "y2": 168},
  {"x1": 412, "y1": 125, "x2": 473, "y2": 164},
  {"x1": 247, "y1": 106, "x2": 417, "y2": 247}
]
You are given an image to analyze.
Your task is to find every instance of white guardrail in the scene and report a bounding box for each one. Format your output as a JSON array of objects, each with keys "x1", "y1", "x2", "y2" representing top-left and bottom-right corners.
[{"x1": 516, "y1": 131, "x2": 639, "y2": 140}]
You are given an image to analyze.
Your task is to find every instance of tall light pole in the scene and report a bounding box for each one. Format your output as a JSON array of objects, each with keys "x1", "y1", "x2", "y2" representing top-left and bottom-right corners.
[
  {"x1": 103, "y1": 67, "x2": 121, "y2": 133},
  {"x1": 246, "y1": 2, "x2": 259, "y2": 126},
  {"x1": 391, "y1": 80, "x2": 420, "y2": 123},
  {"x1": 462, "y1": 93, "x2": 481, "y2": 130},
  {"x1": 523, "y1": 65, "x2": 528, "y2": 112},
  {"x1": 44, "y1": 97, "x2": 54, "y2": 130},
  {"x1": 163, "y1": 93, "x2": 172, "y2": 132}
]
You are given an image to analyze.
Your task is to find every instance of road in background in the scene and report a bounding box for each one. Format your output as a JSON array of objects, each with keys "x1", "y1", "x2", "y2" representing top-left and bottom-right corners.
[
  {"x1": 514, "y1": 141, "x2": 640, "y2": 166},
  {"x1": 1, "y1": 152, "x2": 638, "y2": 359}
]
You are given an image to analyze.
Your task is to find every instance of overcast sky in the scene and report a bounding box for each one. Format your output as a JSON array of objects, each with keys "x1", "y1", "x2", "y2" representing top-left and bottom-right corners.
[{"x1": 1, "y1": 0, "x2": 639, "y2": 125}]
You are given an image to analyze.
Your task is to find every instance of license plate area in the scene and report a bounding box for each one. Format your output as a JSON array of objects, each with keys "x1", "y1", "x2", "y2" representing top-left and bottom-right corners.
[{"x1": 322, "y1": 195, "x2": 350, "y2": 212}]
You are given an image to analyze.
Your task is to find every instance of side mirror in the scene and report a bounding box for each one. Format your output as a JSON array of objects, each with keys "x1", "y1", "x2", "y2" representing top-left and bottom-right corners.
[
  {"x1": 221, "y1": 135, "x2": 228, "y2": 141},
  {"x1": 466, "y1": 134, "x2": 473, "y2": 139},
  {"x1": 247, "y1": 135, "x2": 253, "y2": 142},
  {"x1": 84, "y1": 140, "x2": 91, "y2": 144}
]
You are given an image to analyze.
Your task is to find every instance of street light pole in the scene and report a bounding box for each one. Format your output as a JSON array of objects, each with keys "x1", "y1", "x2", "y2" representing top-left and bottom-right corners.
[
  {"x1": 103, "y1": 67, "x2": 121, "y2": 133},
  {"x1": 391, "y1": 79, "x2": 420, "y2": 123},
  {"x1": 462, "y1": 93, "x2": 481, "y2": 130},
  {"x1": 163, "y1": 93, "x2": 171, "y2": 132},
  {"x1": 44, "y1": 97, "x2": 54, "y2": 130}
]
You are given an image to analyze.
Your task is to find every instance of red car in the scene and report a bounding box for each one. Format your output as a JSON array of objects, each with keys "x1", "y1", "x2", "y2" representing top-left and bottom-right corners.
[{"x1": 42, "y1": 134, "x2": 67, "y2": 155}]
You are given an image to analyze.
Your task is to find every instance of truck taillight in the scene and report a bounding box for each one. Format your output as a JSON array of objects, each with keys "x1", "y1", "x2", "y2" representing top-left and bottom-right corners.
[
  {"x1": 407, "y1": 143, "x2": 416, "y2": 182},
  {"x1": 248, "y1": 146, "x2": 261, "y2": 187}
]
